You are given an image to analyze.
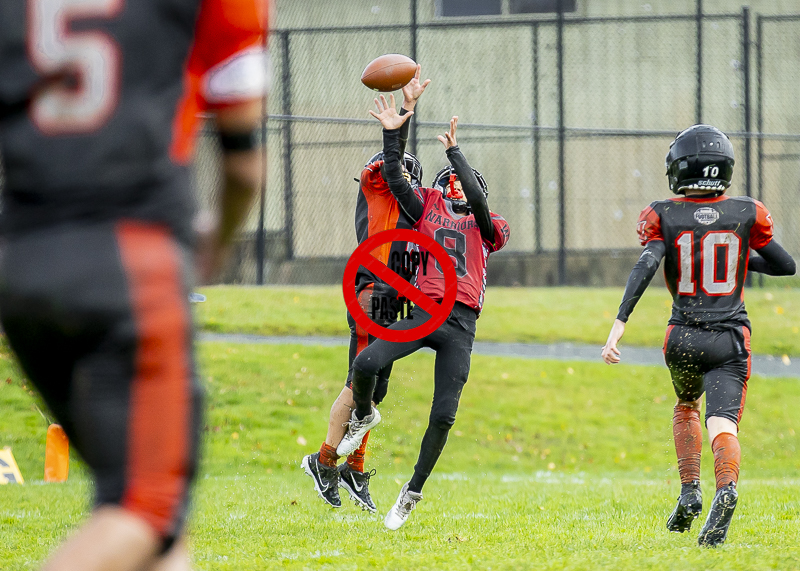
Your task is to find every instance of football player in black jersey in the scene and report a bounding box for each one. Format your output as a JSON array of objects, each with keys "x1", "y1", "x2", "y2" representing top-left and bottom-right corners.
[
  {"x1": 601, "y1": 125, "x2": 796, "y2": 547},
  {"x1": 0, "y1": 1, "x2": 267, "y2": 569}
]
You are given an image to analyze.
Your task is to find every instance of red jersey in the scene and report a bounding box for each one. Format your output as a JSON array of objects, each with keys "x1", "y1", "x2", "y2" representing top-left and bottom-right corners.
[{"x1": 413, "y1": 187, "x2": 510, "y2": 313}]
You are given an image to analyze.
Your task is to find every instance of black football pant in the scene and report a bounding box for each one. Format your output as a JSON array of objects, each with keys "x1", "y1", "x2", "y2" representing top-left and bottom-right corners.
[
  {"x1": 351, "y1": 302, "x2": 476, "y2": 493},
  {"x1": 344, "y1": 286, "x2": 396, "y2": 405},
  {"x1": 664, "y1": 324, "x2": 751, "y2": 425},
  {"x1": 0, "y1": 220, "x2": 202, "y2": 550}
]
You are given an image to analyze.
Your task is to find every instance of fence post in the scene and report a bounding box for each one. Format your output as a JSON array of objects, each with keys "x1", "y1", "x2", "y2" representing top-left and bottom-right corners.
[
  {"x1": 557, "y1": 0, "x2": 566, "y2": 285},
  {"x1": 532, "y1": 22, "x2": 542, "y2": 254},
  {"x1": 409, "y1": 0, "x2": 418, "y2": 155},
  {"x1": 755, "y1": 14, "x2": 764, "y2": 287},
  {"x1": 742, "y1": 6, "x2": 751, "y2": 199},
  {"x1": 741, "y1": 7, "x2": 752, "y2": 287},
  {"x1": 256, "y1": 29, "x2": 269, "y2": 285},
  {"x1": 281, "y1": 31, "x2": 294, "y2": 261},
  {"x1": 695, "y1": 0, "x2": 703, "y2": 123}
]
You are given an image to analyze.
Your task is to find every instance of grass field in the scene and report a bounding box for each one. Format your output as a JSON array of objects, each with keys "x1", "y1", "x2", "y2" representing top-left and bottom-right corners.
[
  {"x1": 195, "y1": 285, "x2": 800, "y2": 356},
  {"x1": 2, "y1": 334, "x2": 800, "y2": 569}
]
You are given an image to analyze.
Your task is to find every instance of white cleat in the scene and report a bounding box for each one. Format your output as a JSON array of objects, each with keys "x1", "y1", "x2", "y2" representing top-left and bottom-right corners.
[
  {"x1": 384, "y1": 482, "x2": 423, "y2": 530},
  {"x1": 336, "y1": 407, "x2": 381, "y2": 457}
]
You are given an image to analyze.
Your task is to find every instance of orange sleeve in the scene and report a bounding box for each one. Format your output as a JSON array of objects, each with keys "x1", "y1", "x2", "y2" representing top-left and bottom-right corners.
[
  {"x1": 360, "y1": 161, "x2": 391, "y2": 197},
  {"x1": 750, "y1": 199, "x2": 774, "y2": 250},
  {"x1": 636, "y1": 204, "x2": 663, "y2": 246},
  {"x1": 170, "y1": 0, "x2": 268, "y2": 164}
]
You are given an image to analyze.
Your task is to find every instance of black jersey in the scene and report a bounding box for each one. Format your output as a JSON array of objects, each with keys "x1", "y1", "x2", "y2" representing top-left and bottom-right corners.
[
  {"x1": 354, "y1": 160, "x2": 421, "y2": 298},
  {"x1": 0, "y1": 0, "x2": 267, "y2": 242},
  {"x1": 637, "y1": 195, "x2": 773, "y2": 328}
]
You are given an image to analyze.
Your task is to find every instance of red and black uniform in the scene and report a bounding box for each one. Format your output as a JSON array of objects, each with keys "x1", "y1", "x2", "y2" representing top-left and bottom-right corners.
[
  {"x1": 0, "y1": 0, "x2": 267, "y2": 546},
  {"x1": 346, "y1": 109, "x2": 419, "y2": 403},
  {"x1": 618, "y1": 195, "x2": 794, "y2": 424},
  {"x1": 350, "y1": 127, "x2": 509, "y2": 494}
]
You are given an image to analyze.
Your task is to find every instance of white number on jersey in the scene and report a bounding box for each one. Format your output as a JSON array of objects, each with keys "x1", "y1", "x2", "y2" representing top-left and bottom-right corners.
[
  {"x1": 676, "y1": 230, "x2": 741, "y2": 296},
  {"x1": 28, "y1": 0, "x2": 123, "y2": 134}
]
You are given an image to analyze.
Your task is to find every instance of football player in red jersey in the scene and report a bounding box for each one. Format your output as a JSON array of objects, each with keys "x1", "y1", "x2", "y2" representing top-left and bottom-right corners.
[
  {"x1": 337, "y1": 98, "x2": 510, "y2": 530},
  {"x1": 601, "y1": 125, "x2": 796, "y2": 547},
  {"x1": 301, "y1": 67, "x2": 430, "y2": 512},
  {"x1": 0, "y1": 0, "x2": 267, "y2": 569}
]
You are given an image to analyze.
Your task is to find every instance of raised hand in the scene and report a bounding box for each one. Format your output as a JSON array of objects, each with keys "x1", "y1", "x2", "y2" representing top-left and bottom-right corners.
[
  {"x1": 437, "y1": 116, "x2": 458, "y2": 150},
  {"x1": 368, "y1": 93, "x2": 413, "y2": 130},
  {"x1": 402, "y1": 64, "x2": 431, "y2": 111}
]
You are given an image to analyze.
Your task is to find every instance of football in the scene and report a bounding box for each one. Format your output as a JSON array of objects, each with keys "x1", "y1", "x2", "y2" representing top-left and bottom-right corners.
[{"x1": 361, "y1": 54, "x2": 417, "y2": 92}]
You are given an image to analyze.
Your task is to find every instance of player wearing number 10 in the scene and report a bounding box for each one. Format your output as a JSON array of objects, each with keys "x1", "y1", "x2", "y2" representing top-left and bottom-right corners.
[{"x1": 601, "y1": 125, "x2": 796, "y2": 548}]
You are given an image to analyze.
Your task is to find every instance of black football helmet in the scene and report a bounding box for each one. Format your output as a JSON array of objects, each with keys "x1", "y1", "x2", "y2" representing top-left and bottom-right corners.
[
  {"x1": 431, "y1": 166, "x2": 488, "y2": 211},
  {"x1": 665, "y1": 124, "x2": 735, "y2": 195},
  {"x1": 366, "y1": 151, "x2": 423, "y2": 187}
]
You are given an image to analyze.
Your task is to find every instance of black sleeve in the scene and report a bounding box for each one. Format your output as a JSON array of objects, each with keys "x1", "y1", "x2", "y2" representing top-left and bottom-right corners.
[
  {"x1": 616, "y1": 240, "x2": 666, "y2": 322},
  {"x1": 445, "y1": 145, "x2": 494, "y2": 244},
  {"x1": 748, "y1": 240, "x2": 797, "y2": 276},
  {"x1": 382, "y1": 128, "x2": 424, "y2": 223},
  {"x1": 398, "y1": 108, "x2": 410, "y2": 157}
]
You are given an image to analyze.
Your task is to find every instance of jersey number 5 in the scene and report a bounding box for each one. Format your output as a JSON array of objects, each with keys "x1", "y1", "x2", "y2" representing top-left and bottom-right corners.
[
  {"x1": 28, "y1": 0, "x2": 123, "y2": 135},
  {"x1": 676, "y1": 230, "x2": 741, "y2": 296}
]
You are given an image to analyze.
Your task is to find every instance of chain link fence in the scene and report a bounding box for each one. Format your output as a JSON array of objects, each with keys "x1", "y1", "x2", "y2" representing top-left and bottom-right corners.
[{"x1": 4, "y1": 2, "x2": 796, "y2": 286}]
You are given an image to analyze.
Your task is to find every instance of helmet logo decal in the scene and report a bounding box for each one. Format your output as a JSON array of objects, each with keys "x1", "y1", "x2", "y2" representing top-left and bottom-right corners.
[
  {"x1": 694, "y1": 207, "x2": 719, "y2": 226},
  {"x1": 403, "y1": 172, "x2": 412, "y2": 184}
]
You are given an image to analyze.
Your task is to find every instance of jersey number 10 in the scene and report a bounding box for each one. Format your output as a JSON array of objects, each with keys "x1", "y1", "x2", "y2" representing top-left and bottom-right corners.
[
  {"x1": 676, "y1": 231, "x2": 741, "y2": 296},
  {"x1": 28, "y1": 0, "x2": 123, "y2": 135}
]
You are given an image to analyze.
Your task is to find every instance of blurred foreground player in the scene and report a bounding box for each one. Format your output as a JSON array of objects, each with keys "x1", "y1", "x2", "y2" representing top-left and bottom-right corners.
[
  {"x1": 338, "y1": 103, "x2": 510, "y2": 530},
  {"x1": 0, "y1": 0, "x2": 268, "y2": 569},
  {"x1": 601, "y1": 125, "x2": 795, "y2": 547},
  {"x1": 302, "y1": 66, "x2": 430, "y2": 511}
]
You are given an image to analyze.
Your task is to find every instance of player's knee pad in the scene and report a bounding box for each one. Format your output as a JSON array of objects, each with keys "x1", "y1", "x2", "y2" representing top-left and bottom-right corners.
[
  {"x1": 352, "y1": 352, "x2": 382, "y2": 379},
  {"x1": 429, "y1": 410, "x2": 457, "y2": 431}
]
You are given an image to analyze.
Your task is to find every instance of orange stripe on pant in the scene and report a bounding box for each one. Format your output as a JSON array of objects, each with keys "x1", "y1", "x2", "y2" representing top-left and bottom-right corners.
[
  {"x1": 738, "y1": 326, "x2": 751, "y2": 424},
  {"x1": 116, "y1": 221, "x2": 192, "y2": 538},
  {"x1": 663, "y1": 324, "x2": 675, "y2": 355}
]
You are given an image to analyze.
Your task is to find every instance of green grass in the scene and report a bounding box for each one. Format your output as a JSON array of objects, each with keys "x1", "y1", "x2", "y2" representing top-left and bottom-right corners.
[
  {"x1": 2, "y1": 342, "x2": 800, "y2": 569},
  {"x1": 195, "y1": 285, "x2": 800, "y2": 356}
]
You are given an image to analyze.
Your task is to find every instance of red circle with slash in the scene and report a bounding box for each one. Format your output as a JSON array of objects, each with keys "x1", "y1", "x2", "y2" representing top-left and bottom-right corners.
[{"x1": 342, "y1": 229, "x2": 458, "y2": 343}]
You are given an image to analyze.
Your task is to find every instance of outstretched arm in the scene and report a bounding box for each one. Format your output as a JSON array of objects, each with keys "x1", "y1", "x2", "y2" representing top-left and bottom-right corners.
[
  {"x1": 602, "y1": 240, "x2": 666, "y2": 364},
  {"x1": 439, "y1": 116, "x2": 494, "y2": 244},
  {"x1": 398, "y1": 64, "x2": 431, "y2": 156},
  {"x1": 369, "y1": 94, "x2": 424, "y2": 223},
  {"x1": 748, "y1": 240, "x2": 796, "y2": 276}
]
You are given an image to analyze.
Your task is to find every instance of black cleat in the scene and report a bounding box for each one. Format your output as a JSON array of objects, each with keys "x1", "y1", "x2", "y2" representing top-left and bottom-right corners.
[
  {"x1": 698, "y1": 483, "x2": 738, "y2": 547},
  {"x1": 301, "y1": 452, "x2": 341, "y2": 508},
  {"x1": 338, "y1": 464, "x2": 377, "y2": 512},
  {"x1": 666, "y1": 480, "x2": 702, "y2": 533}
]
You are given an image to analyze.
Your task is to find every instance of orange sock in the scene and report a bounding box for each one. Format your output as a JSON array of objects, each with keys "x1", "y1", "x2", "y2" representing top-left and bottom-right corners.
[
  {"x1": 347, "y1": 430, "x2": 370, "y2": 472},
  {"x1": 319, "y1": 442, "x2": 339, "y2": 468},
  {"x1": 673, "y1": 404, "x2": 702, "y2": 484},
  {"x1": 712, "y1": 432, "x2": 741, "y2": 490}
]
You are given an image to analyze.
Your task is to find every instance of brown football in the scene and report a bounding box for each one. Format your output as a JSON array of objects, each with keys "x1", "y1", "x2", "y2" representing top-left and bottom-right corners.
[{"x1": 361, "y1": 54, "x2": 417, "y2": 92}]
